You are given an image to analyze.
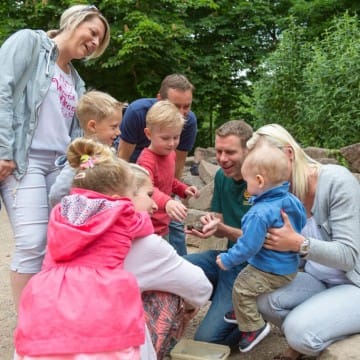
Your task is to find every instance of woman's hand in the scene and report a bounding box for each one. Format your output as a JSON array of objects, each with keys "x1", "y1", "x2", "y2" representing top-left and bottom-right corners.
[
  {"x1": 264, "y1": 210, "x2": 304, "y2": 252},
  {"x1": 0, "y1": 160, "x2": 16, "y2": 181}
]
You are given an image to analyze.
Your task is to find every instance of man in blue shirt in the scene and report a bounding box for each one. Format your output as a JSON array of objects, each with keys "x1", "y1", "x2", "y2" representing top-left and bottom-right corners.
[{"x1": 117, "y1": 74, "x2": 197, "y2": 255}]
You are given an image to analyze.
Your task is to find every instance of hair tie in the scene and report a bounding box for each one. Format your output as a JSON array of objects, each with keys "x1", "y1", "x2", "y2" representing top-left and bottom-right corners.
[
  {"x1": 80, "y1": 154, "x2": 96, "y2": 169},
  {"x1": 74, "y1": 172, "x2": 86, "y2": 180}
]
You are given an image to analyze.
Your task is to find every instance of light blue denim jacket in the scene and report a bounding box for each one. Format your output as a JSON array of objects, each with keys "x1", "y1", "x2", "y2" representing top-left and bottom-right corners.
[{"x1": 0, "y1": 29, "x2": 85, "y2": 180}]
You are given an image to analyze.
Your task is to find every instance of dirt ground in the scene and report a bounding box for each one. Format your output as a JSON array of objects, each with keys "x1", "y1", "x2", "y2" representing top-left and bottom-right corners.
[{"x1": 0, "y1": 208, "x2": 289, "y2": 360}]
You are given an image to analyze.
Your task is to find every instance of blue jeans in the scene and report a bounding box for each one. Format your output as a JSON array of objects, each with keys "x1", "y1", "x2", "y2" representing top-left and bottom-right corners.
[
  {"x1": 185, "y1": 250, "x2": 246, "y2": 347},
  {"x1": 169, "y1": 220, "x2": 187, "y2": 256},
  {"x1": 257, "y1": 271, "x2": 360, "y2": 356}
]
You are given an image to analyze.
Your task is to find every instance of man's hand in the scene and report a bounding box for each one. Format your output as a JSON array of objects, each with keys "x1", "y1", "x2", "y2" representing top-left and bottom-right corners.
[{"x1": 185, "y1": 212, "x2": 221, "y2": 238}]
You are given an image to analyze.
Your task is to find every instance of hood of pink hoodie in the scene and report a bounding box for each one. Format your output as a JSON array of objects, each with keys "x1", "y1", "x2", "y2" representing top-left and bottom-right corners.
[{"x1": 46, "y1": 188, "x2": 153, "y2": 264}]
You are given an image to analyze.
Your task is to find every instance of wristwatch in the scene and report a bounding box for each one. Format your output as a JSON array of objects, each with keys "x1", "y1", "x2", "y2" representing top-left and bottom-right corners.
[{"x1": 299, "y1": 237, "x2": 310, "y2": 257}]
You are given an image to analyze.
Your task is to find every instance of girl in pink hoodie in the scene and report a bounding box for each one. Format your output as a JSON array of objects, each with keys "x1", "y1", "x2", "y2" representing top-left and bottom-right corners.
[{"x1": 14, "y1": 138, "x2": 154, "y2": 360}]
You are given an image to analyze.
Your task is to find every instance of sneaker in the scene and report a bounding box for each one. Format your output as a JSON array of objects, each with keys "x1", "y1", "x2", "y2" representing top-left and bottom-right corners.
[
  {"x1": 238, "y1": 322, "x2": 271, "y2": 352},
  {"x1": 190, "y1": 163, "x2": 199, "y2": 176},
  {"x1": 224, "y1": 310, "x2": 238, "y2": 324}
]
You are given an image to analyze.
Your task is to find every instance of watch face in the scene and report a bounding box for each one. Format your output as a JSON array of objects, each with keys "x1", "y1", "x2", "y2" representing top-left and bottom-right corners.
[
  {"x1": 301, "y1": 244, "x2": 309, "y2": 252},
  {"x1": 300, "y1": 239, "x2": 310, "y2": 254}
]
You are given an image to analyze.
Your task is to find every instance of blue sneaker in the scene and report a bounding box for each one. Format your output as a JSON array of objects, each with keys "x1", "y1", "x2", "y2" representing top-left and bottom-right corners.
[{"x1": 238, "y1": 322, "x2": 271, "y2": 352}]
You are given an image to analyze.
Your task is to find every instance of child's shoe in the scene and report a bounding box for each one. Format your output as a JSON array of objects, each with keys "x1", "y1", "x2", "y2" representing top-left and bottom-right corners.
[
  {"x1": 223, "y1": 310, "x2": 237, "y2": 324},
  {"x1": 238, "y1": 322, "x2": 271, "y2": 352}
]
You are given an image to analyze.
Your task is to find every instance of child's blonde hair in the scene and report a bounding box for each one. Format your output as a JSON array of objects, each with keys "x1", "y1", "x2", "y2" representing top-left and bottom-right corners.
[
  {"x1": 242, "y1": 144, "x2": 289, "y2": 186},
  {"x1": 129, "y1": 164, "x2": 151, "y2": 193},
  {"x1": 67, "y1": 138, "x2": 132, "y2": 195},
  {"x1": 247, "y1": 124, "x2": 321, "y2": 201},
  {"x1": 76, "y1": 90, "x2": 123, "y2": 130},
  {"x1": 146, "y1": 100, "x2": 185, "y2": 130},
  {"x1": 47, "y1": 5, "x2": 110, "y2": 59}
]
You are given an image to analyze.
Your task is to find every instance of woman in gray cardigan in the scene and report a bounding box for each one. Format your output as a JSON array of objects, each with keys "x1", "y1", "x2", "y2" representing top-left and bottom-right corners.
[{"x1": 249, "y1": 124, "x2": 360, "y2": 360}]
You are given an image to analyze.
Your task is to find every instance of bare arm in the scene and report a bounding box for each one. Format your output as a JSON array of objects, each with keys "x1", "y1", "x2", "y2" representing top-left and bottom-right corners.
[
  {"x1": 215, "y1": 220, "x2": 243, "y2": 241},
  {"x1": 175, "y1": 149, "x2": 187, "y2": 179},
  {"x1": 117, "y1": 140, "x2": 136, "y2": 161}
]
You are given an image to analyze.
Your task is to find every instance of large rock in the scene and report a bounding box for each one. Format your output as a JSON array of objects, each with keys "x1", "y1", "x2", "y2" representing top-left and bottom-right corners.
[
  {"x1": 182, "y1": 173, "x2": 206, "y2": 190},
  {"x1": 187, "y1": 180, "x2": 214, "y2": 211},
  {"x1": 194, "y1": 147, "x2": 217, "y2": 163},
  {"x1": 353, "y1": 173, "x2": 360, "y2": 183},
  {"x1": 198, "y1": 160, "x2": 220, "y2": 185},
  {"x1": 318, "y1": 334, "x2": 360, "y2": 360},
  {"x1": 340, "y1": 143, "x2": 360, "y2": 173},
  {"x1": 304, "y1": 146, "x2": 336, "y2": 160},
  {"x1": 185, "y1": 208, "x2": 207, "y2": 226},
  {"x1": 317, "y1": 158, "x2": 339, "y2": 165}
]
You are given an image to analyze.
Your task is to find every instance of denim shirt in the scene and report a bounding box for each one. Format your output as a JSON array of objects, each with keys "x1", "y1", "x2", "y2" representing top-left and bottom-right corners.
[{"x1": 0, "y1": 29, "x2": 85, "y2": 180}]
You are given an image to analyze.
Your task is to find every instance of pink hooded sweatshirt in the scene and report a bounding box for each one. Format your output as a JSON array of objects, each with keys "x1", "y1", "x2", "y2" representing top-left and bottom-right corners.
[{"x1": 15, "y1": 188, "x2": 154, "y2": 356}]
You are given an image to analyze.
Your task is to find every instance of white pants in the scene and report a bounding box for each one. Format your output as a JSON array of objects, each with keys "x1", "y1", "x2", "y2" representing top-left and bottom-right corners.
[{"x1": 1, "y1": 149, "x2": 61, "y2": 273}]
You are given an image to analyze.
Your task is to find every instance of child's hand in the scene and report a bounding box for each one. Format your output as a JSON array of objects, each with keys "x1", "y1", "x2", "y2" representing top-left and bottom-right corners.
[
  {"x1": 165, "y1": 199, "x2": 188, "y2": 222},
  {"x1": 185, "y1": 185, "x2": 200, "y2": 199},
  {"x1": 216, "y1": 254, "x2": 227, "y2": 270},
  {"x1": 183, "y1": 305, "x2": 199, "y2": 323}
]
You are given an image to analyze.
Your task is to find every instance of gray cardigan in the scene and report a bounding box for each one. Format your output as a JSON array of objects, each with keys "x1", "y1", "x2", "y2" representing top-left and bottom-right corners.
[{"x1": 308, "y1": 164, "x2": 360, "y2": 286}]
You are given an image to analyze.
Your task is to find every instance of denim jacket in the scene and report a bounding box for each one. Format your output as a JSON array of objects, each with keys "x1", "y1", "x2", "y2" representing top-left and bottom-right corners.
[{"x1": 0, "y1": 29, "x2": 85, "y2": 180}]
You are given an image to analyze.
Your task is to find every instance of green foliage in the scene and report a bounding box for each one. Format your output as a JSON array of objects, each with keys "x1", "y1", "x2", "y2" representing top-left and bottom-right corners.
[
  {"x1": 300, "y1": 15, "x2": 360, "y2": 148},
  {"x1": 251, "y1": 13, "x2": 360, "y2": 148},
  {"x1": 1, "y1": 1, "x2": 359, "y2": 149},
  {"x1": 288, "y1": 0, "x2": 359, "y2": 39},
  {"x1": 251, "y1": 20, "x2": 311, "y2": 137}
]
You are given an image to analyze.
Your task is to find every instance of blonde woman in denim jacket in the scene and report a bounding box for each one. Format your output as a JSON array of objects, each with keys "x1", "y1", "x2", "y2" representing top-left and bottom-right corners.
[
  {"x1": 0, "y1": 5, "x2": 110, "y2": 311},
  {"x1": 249, "y1": 124, "x2": 360, "y2": 360}
]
